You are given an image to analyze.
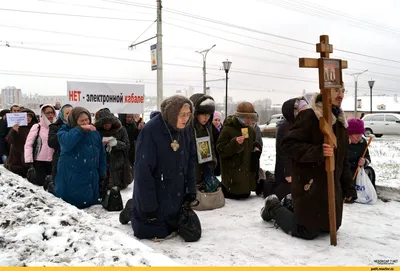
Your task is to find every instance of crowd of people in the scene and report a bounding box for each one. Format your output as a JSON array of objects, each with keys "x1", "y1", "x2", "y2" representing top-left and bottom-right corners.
[
  {"x1": 0, "y1": 104, "x2": 144, "y2": 209},
  {"x1": 0, "y1": 86, "x2": 376, "y2": 242}
]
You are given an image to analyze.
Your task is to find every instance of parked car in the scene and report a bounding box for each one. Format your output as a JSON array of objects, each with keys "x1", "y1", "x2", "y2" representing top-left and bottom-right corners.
[
  {"x1": 362, "y1": 113, "x2": 400, "y2": 137},
  {"x1": 260, "y1": 114, "x2": 284, "y2": 137}
]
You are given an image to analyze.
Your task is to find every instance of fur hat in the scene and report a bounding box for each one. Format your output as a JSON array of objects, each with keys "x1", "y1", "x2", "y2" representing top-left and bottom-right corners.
[
  {"x1": 94, "y1": 108, "x2": 122, "y2": 136},
  {"x1": 347, "y1": 118, "x2": 365, "y2": 135},
  {"x1": 190, "y1": 93, "x2": 215, "y2": 116},
  {"x1": 161, "y1": 95, "x2": 193, "y2": 129},
  {"x1": 68, "y1": 107, "x2": 91, "y2": 128},
  {"x1": 235, "y1": 102, "x2": 257, "y2": 119}
]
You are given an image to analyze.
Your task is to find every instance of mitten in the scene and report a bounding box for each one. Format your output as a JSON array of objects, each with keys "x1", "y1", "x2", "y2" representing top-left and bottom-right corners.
[{"x1": 108, "y1": 137, "x2": 118, "y2": 147}]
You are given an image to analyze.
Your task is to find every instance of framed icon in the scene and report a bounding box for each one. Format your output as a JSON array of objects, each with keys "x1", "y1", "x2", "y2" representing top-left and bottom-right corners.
[{"x1": 318, "y1": 58, "x2": 343, "y2": 90}]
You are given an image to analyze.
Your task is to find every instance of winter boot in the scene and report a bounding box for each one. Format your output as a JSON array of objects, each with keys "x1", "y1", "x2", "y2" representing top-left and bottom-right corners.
[
  {"x1": 260, "y1": 194, "x2": 282, "y2": 222},
  {"x1": 281, "y1": 193, "x2": 294, "y2": 213},
  {"x1": 119, "y1": 199, "x2": 133, "y2": 225}
]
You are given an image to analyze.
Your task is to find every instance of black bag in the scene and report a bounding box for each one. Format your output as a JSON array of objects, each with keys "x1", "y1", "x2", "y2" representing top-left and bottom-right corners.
[
  {"x1": 177, "y1": 201, "x2": 202, "y2": 242},
  {"x1": 101, "y1": 186, "x2": 123, "y2": 212}
]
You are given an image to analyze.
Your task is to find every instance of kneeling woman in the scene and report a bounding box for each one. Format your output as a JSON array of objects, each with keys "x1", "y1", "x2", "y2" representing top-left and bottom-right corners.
[
  {"x1": 131, "y1": 95, "x2": 197, "y2": 240},
  {"x1": 55, "y1": 107, "x2": 106, "y2": 209}
]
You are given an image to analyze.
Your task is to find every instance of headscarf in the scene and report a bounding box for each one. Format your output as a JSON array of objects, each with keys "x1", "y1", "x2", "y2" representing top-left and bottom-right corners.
[{"x1": 58, "y1": 104, "x2": 73, "y2": 124}]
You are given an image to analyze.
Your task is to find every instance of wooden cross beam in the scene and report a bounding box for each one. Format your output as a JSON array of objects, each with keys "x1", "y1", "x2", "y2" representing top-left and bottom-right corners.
[
  {"x1": 299, "y1": 35, "x2": 348, "y2": 69},
  {"x1": 298, "y1": 35, "x2": 348, "y2": 246}
]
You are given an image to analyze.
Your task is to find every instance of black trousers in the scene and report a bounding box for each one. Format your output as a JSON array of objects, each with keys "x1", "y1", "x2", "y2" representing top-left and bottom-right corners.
[
  {"x1": 34, "y1": 161, "x2": 52, "y2": 186},
  {"x1": 275, "y1": 206, "x2": 321, "y2": 240}
]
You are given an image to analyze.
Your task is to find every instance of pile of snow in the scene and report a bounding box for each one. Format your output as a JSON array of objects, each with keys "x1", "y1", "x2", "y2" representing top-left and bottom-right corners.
[{"x1": 0, "y1": 167, "x2": 180, "y2": 267}]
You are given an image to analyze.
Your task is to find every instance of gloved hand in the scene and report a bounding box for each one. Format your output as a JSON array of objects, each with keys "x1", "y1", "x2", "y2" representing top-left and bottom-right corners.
[
  {"x1": 184, "y1": 193, "x2": 197, "y2": 203},
  {"x1": 106, "y1": 137, "x2": 118, "y2": 153},
  {"x1": 108, "y1": 137, "x2": 118, "y2": 147},
  {"x1": 144, "y1": 211, "x2": 157, "y2": 222}
]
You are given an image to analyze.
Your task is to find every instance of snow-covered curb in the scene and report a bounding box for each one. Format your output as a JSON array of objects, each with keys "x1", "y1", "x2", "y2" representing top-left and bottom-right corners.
[{"x1": 0, "y1": 167, "x2": 181, "y2": 266}]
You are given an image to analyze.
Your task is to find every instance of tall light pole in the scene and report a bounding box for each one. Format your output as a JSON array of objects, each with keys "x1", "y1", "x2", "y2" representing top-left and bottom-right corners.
[
  {"x1": 156, "y1": 0, "x2": 163, "y2": 110},
  {"x1": 347, "y1": 69, "x2": 368, "y2": 118},
  {"x1": 222, "y1": 59, "x2": 232, "y2": 117},
  {"x1": 368, "y1": 79, "x2": 375, "y2": 114},
  {"x1": 196, "y1": 44, "x2": 216, "y2": 94}
]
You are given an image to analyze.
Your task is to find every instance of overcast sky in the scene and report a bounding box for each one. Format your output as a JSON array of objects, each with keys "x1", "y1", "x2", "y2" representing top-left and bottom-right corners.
[{"x1": 0, "y1": 0, "x2": 399, "y2": 104}]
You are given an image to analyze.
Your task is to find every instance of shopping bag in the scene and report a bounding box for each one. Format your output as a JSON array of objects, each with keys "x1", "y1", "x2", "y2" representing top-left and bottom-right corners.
[{"x1": 355, "y1": 168, "x2": 377, "y2": 204}]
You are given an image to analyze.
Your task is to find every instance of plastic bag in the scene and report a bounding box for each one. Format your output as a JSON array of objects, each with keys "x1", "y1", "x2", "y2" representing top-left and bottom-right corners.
[
  {"x1": 355, "y1": 168, "x2": 377, "y2": 204},
  {"x1": 177, "y1": 202, "x2": 202, "y2": 242}
]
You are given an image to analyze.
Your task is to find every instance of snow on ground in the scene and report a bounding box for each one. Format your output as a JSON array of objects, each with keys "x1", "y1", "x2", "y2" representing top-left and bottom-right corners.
[
  {"x1": 86, "y1": 138, "x2": 400, "y2": 266},
  {"x1": 1, "y1": 137, "x2": 400, "y2": 266},
  {"x1": 0, "y1": 167, "x2": 180, "y2": 267}
]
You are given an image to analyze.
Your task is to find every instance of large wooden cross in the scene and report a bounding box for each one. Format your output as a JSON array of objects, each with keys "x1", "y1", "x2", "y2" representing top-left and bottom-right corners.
[{"x1": 299, "y1": 35, "x2": 348, "y2": 246}]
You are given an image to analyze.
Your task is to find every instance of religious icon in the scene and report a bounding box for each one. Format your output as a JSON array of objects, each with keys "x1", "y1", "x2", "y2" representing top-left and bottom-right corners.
[
  {"x1": 319, "y1": 58, "x2": 342, "y2": 89},
  {"x1": 196, "y1": 136, "x2": 213, "y2": 164},
  {"x1": 241, "y1": 128, "x2": 249, "y2": 139}
]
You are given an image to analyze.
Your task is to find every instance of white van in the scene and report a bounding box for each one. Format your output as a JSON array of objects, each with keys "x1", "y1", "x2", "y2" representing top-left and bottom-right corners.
[{"x1": 362, "y1": 113, "x2": 400, "y2": 137}]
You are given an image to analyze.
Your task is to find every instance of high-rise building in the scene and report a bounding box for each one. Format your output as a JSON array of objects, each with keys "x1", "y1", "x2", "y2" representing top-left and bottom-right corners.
[{"x1": 1, "y1": 86, "x2": 22, "y2": 109}]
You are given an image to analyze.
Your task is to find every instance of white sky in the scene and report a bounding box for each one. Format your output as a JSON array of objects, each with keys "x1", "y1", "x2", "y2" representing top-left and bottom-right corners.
[{"x1": 0, "y1": 0, "x2": 399, "y2": 104}]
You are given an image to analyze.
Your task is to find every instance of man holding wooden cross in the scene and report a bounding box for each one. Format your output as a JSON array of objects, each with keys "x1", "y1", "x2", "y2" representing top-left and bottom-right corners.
[{"x1": 260, "y1": 35, "x2": 357, "y2": 242}]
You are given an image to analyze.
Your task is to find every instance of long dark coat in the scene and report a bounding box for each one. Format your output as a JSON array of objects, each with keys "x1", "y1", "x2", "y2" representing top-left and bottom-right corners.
[
  {"x1": 274, "y1": 119, "x2": 292, "y2": 199},
  {"x1": 281, "y1": 94, "x2": 357, "y2": 231},
  {"x1": 118, "y1": 114, "x2": 140, "y2": 165},
  {"x1": 0, "y1": 118, "x2": 10, "y2": 158},
  {"x1": 131, "y1": 111, "x2": 197, "y2": 239},
  {"x1": 95, "y1": 109, "x2": 131, "y2": 189},
  {"x1": 348, "y1": 137, "x2": 371, "y2": 179},
  {"x1": 216, "y1": 116, "x2": 260, "y2": 195},
  {"x1": 48, "y1": 118, "x2": 64, "y2": 178},
  {"x1": 5, "y1": 109, "x2": 39, "y2": 177},
  {"x1": 274, "y1": 97, "x2": 307, "y2": 200},
  {"x1": 189, "y1": 94, "x2": 217, "y2": 190}
]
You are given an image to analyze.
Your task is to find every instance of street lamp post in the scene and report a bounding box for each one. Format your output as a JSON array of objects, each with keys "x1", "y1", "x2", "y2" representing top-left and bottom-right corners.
[
  {"x1": 347, "y1": 69, "x2": 368, "y2": 118},
  {"x1": 196, "y1": 44, "x2": 216, "y2": 94},
  {"x1": 222, "y1": 59, "x2": 232, "y2": 117},
  {"x1": 368, "y1": 79, "x2": 375, "y2": 114}
]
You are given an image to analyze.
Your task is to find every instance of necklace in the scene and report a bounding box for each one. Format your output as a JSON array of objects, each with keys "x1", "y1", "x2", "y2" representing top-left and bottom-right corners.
[{"x1": 162, "y1": 119, "x2": 180, "y2": 152}]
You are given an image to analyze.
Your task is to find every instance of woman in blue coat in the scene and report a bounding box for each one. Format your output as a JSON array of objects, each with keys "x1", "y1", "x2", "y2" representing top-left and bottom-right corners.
[
  {"x1": 130, "y1": 95, "x2": 197, "y2": 240},
  {"x1": 55, "y1": 107, "x2": 107, "y2": 209}
]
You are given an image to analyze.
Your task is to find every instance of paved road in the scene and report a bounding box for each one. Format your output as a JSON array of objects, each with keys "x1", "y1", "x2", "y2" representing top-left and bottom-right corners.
[{"x1": 368, "y1": 134, "x2": 400, "y2": 142}]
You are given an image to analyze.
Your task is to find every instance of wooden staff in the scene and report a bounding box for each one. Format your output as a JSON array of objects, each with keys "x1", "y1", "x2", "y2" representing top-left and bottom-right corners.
[{"x1": 352, "y1": 137, "x2": 373, "y2": 181}]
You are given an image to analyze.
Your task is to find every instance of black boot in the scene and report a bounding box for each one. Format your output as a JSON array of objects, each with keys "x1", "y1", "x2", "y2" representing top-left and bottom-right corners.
[
  {"x1": 260, "y1": 194, "x2": 282, "y2": 222},
  {"x1": 119, "y1": 199, "x2": 133, "y2": 225},
  {"x1": 281, "y1": 193, "x2": 294, "y2": 213}
]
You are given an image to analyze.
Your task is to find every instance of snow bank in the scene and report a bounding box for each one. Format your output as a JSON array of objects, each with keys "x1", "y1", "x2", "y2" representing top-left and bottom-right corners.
[{"x1": 0, "y1": 167, "x2": 180, "y2": 267}]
